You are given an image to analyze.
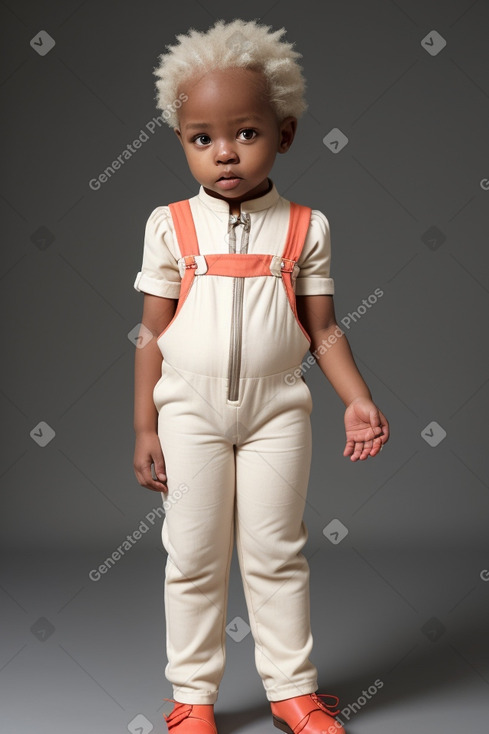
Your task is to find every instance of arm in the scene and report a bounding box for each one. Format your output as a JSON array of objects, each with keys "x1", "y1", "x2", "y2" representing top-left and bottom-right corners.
[
  {"x1": 297, "y1": 294, "x2": 389, "y2": 461},
  {"x1": 133, "y1": 294, "x2": 177, "y2": 491},
  {"x1": 297, "y1": 294, "x2": 371, "y2": 406}
]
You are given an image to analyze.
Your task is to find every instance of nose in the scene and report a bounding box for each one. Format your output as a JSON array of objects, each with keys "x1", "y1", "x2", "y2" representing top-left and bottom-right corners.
[{"x1": 215, "y1": 138, "x2": 239, "y2": 164}]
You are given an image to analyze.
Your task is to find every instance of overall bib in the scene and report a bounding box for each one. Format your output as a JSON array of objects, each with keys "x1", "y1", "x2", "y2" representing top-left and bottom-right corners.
[{"x1": 154, "y1": 198, "x2": 319, "y2": 704}]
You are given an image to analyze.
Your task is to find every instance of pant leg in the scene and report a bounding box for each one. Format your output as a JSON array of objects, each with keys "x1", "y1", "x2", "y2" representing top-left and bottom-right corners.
[
  {"x1": 233, "y1": 370, "x2": 318, "y2": 701},
  {"x1": 156, "y1": 362, "x2": 236, "y2": 705}
]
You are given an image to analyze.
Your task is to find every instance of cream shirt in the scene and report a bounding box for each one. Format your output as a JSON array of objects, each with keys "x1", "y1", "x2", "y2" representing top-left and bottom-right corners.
[{"x1": 133, "y1": 180, "x2": 335, "y2": 300}]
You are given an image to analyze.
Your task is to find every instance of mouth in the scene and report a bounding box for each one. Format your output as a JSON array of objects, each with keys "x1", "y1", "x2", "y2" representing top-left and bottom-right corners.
[{"x1": 215, "y1": 174, "x2": 243, "y2": 190}]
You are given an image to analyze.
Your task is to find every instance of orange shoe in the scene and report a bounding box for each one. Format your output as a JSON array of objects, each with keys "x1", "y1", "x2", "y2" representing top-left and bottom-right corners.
[
  {"x1": 270, "y1": 692, "x2": 345, "y2": 734},
  {"x1": 163, "y1": 699, "x2": 218, "y2": 733}
]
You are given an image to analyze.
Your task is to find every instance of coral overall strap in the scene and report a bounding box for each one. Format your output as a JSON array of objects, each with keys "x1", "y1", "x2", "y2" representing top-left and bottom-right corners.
[
  {"x1": 281, "y1": 201, "x2": 312, "y2": 262},
  {"x1": 204, "y1": 253, "x2": 273, "y2": 276},
  {"x1": 167, "y1": 199, "x2": 201, "y2": 323},
  {"x1": 280, "y1": 202, "x2": 313, "y2": 343},
  {"x1": 168, "y1": 199, "x2": 201, "y2": 257}
]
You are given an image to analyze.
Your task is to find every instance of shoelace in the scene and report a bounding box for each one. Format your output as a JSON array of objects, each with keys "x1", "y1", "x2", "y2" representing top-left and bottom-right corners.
[
  {"x1": 311, "y1": 692, "x2": 341, "y2": 716},
  {"x1": 162, "y1": 698, "x2": 216, "y2": 729},
  {"x1": 162, "y1": 698, "x2": 187, "y2": 722}
]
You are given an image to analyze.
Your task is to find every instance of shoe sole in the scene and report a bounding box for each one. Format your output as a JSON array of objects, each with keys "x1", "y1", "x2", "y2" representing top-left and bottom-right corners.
[{"x1": 272, "y1": 715, "x2": 294, "y2": 734}]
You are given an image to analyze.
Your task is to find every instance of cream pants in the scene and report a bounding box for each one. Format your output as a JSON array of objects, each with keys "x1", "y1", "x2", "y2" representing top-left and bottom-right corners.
[{"x1": 156, "y1": 359, "x2": 319, "y2": 704}]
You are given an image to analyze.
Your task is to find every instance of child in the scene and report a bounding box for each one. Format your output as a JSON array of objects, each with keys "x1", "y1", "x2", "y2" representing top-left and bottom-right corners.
[{"x1": 133, "y1": 18, "x2": 389, "y2": 734}]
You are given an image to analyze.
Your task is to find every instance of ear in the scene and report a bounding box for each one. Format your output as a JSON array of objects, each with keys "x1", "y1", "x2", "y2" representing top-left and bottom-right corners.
[{"x1": 277, "y1": 116, "x2": 297, "y2": 154}]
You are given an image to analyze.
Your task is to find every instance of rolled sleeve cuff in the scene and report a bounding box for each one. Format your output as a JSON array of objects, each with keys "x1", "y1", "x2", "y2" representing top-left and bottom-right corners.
[
  {"x1": 295, "y1": 276, "x2": 335, "y2": 296},
  {"x1": 133, "y1": 271, "x2": 181, "y2": 299}
]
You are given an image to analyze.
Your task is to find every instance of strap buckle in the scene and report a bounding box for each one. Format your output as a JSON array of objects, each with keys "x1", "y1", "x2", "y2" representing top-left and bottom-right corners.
[
  {"x1": 270, "y1": 255, "x2": 300, "y2": 284},
  {"x1": 280, "y1": 257, "x2": 296, "y2": 273},
  {"x1": 177, "y1": 254, "x2": 208, "y2": 277}
]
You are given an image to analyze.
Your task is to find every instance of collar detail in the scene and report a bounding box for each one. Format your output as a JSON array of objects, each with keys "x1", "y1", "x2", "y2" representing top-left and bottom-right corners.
[{"x1": 197, "y1": 179, "x2": 280, "y2": 214}]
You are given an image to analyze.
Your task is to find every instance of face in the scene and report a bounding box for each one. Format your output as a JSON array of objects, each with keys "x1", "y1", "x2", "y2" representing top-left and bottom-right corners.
[{"x1": 174, "y1": 67, "x2": 297, "y2": 213}]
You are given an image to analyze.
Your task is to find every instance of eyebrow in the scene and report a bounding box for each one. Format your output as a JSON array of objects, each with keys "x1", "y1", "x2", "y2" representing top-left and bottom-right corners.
[{"x1": 184, "y1": 116, "x2": 264, "y2": 131}]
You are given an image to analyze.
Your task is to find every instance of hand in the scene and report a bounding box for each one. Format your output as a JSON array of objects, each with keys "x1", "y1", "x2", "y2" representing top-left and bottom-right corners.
[
  {"x1": 343, "y1": 397, "x2": 389, "y2": 461},
  {"x1": 133, "y1": 430, "x2": 169, "y2": 492}
]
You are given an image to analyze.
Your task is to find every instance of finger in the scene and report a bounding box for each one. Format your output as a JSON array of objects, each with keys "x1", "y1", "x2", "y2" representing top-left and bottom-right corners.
[
  {"x1": 350, "y1": 441, "x2": 364, "y2": 461},
  {"x1": 151, "y1": 460, "x2": 167, "y2": 484},
  {"x1": 359, "y1": 443, "x2": 372, "y2": 460},
  {"x1": 146, "y1": 478, "x2": 169, "y2": 493},
  {"x1": 369, "y1": 437, "x2": 383, "y2": 456},
  {"x1": 145, "y1": 482, "x2": 168, "y2": 493},
  {"x1": 378, "y1": 411, "x2": 390, "y2": 442},
  {"x1": 343, "y1": 439, "x2": 355, "y2": 456},
  {"x1": 136, "y1": 466, "x2": 169, "y2": 493},
  {"x1": 346, "y1": 439, "x2": 365, "y2": 458},
  {"x1": 364, "y1": 435, "x2": 379, "y2": 459},
  {"x1": 147, "y1": 457, "x2": 168, "y2": 491},
  {"x1": 370, "y1": 409, "x2": 382, "y2": 432}
]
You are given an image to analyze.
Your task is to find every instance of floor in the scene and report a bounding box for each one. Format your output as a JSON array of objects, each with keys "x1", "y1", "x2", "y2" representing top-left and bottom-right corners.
[{"x1": 1, "y1": 545, "x2": 488, "y2": 733}]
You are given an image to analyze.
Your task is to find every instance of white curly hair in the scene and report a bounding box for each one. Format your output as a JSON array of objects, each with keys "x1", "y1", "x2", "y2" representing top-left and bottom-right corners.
[{"x1": 153, "y1": 18, "x2": 308, "y2": 128}]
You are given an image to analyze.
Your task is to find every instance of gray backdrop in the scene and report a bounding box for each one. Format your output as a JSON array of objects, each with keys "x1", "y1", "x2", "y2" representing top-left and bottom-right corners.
[{"x1": 1, "y1": 1, "x2": 488, "y2": 733}]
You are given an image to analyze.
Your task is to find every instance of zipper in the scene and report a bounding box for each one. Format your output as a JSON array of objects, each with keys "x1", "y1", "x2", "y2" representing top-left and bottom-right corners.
[
  {"x1": 228, "y1": 277, "x2": 243, "y2": 401},
  {"x1": 227, "y1": 213, "x2": 250, "y2": 401}
]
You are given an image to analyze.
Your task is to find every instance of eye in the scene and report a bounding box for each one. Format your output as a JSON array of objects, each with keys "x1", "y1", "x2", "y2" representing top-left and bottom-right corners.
[
  {"x1": 193, "y1": 134, "x2": 211, "y2": 146},
  {"x1": 238, "y1": 128, "x2": 257, "y2": 141}
]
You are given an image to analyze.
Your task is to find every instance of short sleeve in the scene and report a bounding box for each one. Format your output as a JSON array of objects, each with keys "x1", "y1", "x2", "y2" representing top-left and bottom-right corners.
[
  {"x1": 133, "y1": 206, "x2": 181, "y2": 299},
  {"x1": 294, "y1": 209, "x2": 335, "y2": 296}
]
